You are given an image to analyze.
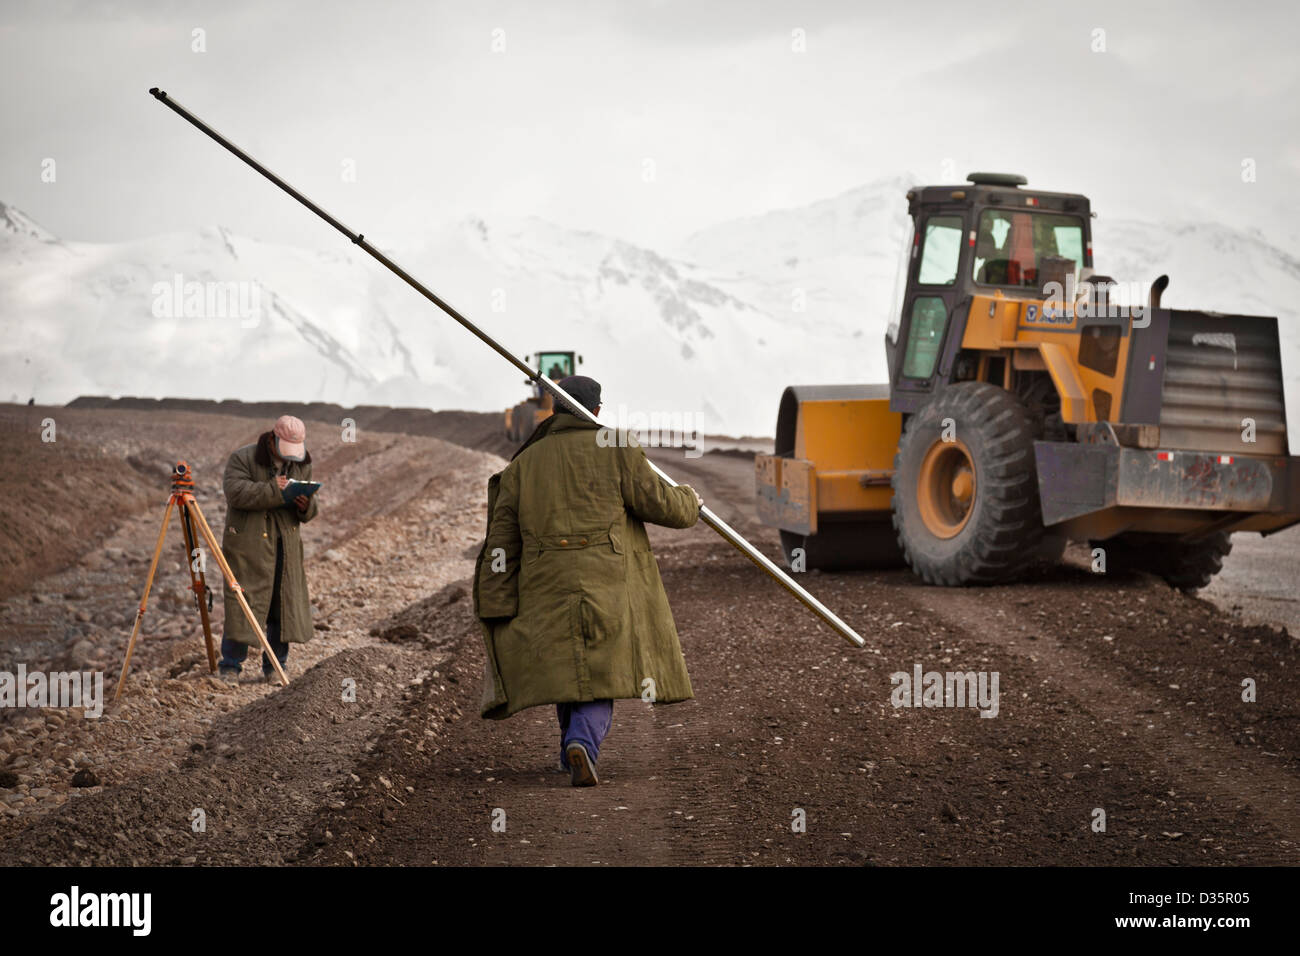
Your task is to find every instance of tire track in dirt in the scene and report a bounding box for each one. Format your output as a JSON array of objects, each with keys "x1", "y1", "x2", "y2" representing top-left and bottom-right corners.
[
  {"x1": 301, "y1": 531, "x2": 1300, "y2": 865},
  {"x1": 302, "y1": 605, "x2": 750, "y2": 866},
  {"x1": 650, "y1": 443, "x2": 1300, "y2": 862},
  {"x1": 889, "y1": 570, "x2": 1298, "y2": 858}
]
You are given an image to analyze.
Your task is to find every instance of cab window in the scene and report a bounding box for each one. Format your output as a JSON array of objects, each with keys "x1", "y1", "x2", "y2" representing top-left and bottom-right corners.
[
  {"x1": 901, "y1": 297, "x2": 949, "y2": 379},
  {"x1": 917, "y1": 216, "x2": 963, "y2": 286},
  {"x1": 972, "y1": 210, "x2": 1083, "y2": 289},
  {"x1": 537, "y1": 353, "x2": 573, "y2": 380}
]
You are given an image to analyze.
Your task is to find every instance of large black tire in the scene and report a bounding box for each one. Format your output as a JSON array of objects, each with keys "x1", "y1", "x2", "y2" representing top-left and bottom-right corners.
[
  {"x1": 780, "y1": 519, "x2": 905, "y2": 572},
  {"x1": 892, "y1": 382, "x2": 1044, "y2": 585},
  {"x1": 1091, "y1": 532, "x2": 1233, "y2": 592}
]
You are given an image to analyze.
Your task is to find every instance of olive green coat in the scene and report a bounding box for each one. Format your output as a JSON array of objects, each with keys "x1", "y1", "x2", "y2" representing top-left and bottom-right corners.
[
  {"x1": 220, "y1": 433, "x2": 320, "y2": 647},
  {"x1": 474, "y1": 413, "x2": 700, "y2": 719}
]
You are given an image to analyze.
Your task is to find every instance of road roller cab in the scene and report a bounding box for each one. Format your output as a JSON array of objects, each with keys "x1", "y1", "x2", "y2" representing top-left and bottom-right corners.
[{"x1": 756, "y1": 173, "x2": 1300, "y2": 590}]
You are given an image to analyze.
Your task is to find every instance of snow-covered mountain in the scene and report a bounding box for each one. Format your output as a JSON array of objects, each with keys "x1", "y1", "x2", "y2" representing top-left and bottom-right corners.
[
  {"x1": 679, "y1": 175, "x2": 915, "y2": 390},
  {"x1": 2, "y1": 184, "x2": 1297, "y2": 443},
  {"x1": 0, "y1": 200, "x2": 836, "y2": 437}
]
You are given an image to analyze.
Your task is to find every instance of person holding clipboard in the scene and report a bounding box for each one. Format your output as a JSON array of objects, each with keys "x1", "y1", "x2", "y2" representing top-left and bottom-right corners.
[{"x1": 217, "y1": 415, "x2": 322, "y2": 682}]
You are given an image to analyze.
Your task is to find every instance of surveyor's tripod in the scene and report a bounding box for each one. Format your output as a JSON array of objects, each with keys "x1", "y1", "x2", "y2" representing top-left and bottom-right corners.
[{"x1": 115, "y1": 460, "x2": 289, "y2": 699}]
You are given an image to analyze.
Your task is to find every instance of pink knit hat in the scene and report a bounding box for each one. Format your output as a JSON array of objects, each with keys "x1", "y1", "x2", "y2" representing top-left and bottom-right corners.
[{"x1": 273, "y1": 415, "x2": 306, "y2": 461}]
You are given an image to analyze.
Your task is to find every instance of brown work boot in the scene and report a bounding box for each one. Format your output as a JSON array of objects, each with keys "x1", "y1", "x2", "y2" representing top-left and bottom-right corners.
[{"x1": 565, "y1": 743, "x2": 599, "y2": 787}]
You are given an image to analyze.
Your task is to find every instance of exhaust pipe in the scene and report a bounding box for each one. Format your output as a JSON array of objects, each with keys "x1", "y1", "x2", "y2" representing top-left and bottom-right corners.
[{"x1": 1149, "y1": 274, "x2": 1169, "y2": 310}]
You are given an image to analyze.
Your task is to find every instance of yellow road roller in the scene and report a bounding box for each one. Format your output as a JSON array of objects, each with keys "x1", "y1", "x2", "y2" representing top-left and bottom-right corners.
[{"x1": 756, "y1": 173, "x2": 1300, "y2": 590}]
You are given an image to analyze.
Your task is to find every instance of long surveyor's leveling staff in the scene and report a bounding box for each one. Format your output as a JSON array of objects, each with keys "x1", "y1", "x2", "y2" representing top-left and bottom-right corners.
[{"x1": 146, "y1": 87, "x2": 866, "y2": 649}]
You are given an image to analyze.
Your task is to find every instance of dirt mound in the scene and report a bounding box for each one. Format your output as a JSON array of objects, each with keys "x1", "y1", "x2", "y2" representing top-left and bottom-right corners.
[
  {"x1": 0, "y1": 645, "x2": 434, "y2": 865},
  {"x1": 369, "y1": 581, "x2": 472, "y2": 649},
  {"x1": 0, "y1": 406, "x2": 158, "y2": 599},
  {"x1": 56, "y1": 397, "x2": 769, "y2": 477},
  {"x1": 361, "y1": 408, "x2": 516, "y2": 460},
  {"x1": 65, "y1": 396, "x2": 518, "y2": 461}
]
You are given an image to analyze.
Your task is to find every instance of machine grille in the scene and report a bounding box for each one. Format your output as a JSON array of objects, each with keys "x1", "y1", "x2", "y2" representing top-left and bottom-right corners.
[{"x1": 1158, "y1": 311, "x2": 1287, "y2": 455}]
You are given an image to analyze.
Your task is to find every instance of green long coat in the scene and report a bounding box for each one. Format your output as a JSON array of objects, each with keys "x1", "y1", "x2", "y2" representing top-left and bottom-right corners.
[
  {"x1": 474, "y1": 413, "x2": 700, "y2": 719},
  {"x1": 220, "y1": 433, "x2": 320, "y2": 647}
]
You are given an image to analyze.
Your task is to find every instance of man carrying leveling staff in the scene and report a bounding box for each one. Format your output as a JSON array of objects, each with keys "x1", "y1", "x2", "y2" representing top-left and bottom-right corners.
[
  {"x1": 474, "y1": 376, "x2": 703, "y2": 787},
  {"x1": 218, "y1": 415, "x2": 320, "y2": 682}
]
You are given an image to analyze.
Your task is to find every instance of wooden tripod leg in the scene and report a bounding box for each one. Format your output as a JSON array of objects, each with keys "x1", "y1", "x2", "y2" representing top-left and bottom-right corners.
[
  {"x1": 180, "y1": 500, "x2": 218, "y2": 673},
  {"x1": 187, "y1": 500, "x2": 290, "y2": 687},
  {"x1": 115, "y1": 497, "x2": 177, "y2": 701}
]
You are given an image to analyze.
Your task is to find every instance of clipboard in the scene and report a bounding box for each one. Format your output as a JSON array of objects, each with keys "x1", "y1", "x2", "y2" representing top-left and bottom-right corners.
[{"x1": 281, "y1": 479, "x2": 322, "y2": 506}]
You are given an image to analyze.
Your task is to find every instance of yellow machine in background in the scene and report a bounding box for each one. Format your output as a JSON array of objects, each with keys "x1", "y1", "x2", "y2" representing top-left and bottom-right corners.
[
  {"x1": 757, "y1": 173, "x2": 1300, "y2": 590},
  {"x1": 505, "y1": 350, "x2": 583, "y2": 442}
]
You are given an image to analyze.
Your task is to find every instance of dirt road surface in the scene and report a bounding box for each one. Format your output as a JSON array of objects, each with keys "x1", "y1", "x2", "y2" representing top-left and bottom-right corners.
[{"x1": 0, "y1": 404, "x2": 1296, "y2": 866}]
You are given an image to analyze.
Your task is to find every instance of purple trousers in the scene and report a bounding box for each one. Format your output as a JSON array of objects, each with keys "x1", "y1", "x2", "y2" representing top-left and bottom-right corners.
[{"x1": 557, "y1": 699, "x2": 613, "y2": 768}]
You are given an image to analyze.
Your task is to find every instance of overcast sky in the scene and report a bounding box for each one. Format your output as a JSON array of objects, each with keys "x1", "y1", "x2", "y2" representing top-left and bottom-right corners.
[{"x1": 3, "y1": 0, "x2": 1298, "y2": 251}]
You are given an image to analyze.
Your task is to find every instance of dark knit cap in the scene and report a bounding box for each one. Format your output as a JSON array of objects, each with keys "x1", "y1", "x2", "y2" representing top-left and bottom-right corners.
[{"x1": 554, "y1": 375, "x2": 602, "y2": 415}]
